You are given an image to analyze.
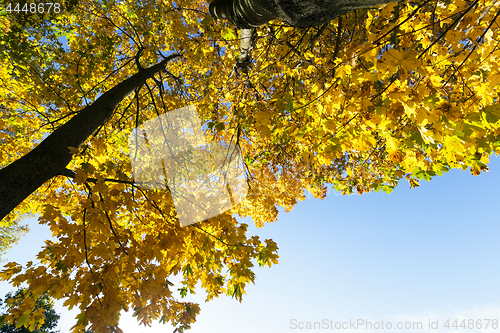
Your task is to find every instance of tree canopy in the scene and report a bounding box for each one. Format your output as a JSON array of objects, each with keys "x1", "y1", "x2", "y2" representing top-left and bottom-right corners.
[
  {"x1": 1, "y1": 0, "x2": 500, "y2": 332},
  {"x1": 0, "y1": 224, "x2": 28, "y2": 262},
  {"x1": 0, "y1": 288, "x2": 60, "y2": 333}
]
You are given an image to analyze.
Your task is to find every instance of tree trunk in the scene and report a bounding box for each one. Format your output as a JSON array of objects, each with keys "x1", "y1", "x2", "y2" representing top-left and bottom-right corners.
[
  {"x1": 209, "y1": 0, "x2": 399, "y2": 28},
  {"x1": 0, "y1": 54, "x2": 180, "y2": 222}
]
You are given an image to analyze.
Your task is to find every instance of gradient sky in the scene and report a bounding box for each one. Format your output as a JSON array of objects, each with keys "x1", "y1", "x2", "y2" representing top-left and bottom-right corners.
[{"x1": 1, "y1": 154, "x2": 499, "y2": 333}]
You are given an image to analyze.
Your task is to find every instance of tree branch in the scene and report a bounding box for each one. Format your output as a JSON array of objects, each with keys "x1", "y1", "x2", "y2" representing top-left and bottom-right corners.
[{"x1": 0, "y1": 54, "x2": 181, "y2": 222}]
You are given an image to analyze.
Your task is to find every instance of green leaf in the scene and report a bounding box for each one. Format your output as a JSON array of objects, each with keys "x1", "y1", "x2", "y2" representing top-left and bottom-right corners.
[
  {"x1": 183, "y1": 264, "x2": 193, "y2": 276},
  {"x1": 215, "y1": 123, "x2": 225, "y2": 131},
  {"x1": 221, "y1": 28, "x2": 237, "y2": 40},
  {"x1": 382, "y1": 185, "x2": 394, "y2": 193},
  {"x1": 178, "y1": 287, "x2": 188, "y2": 298},
  {"x1": 422, "y1": 95, "x2": 439, "y2": 108},
  {"x1": 16, "y1": 313, "x2": 29, "y2": 328},
  {"x1": 75, "y1": 312, "x2": 86, "y2": 324},
  {"x1": 482, "y1": 103, "x2": 500, "y2": 123}
]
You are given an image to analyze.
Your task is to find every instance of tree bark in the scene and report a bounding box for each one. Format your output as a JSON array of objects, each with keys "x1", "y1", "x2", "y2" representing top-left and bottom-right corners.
[
  {"x1": 209, "y1": 0, "x2": 399, "y2": 28},
  {"x1": 0, "y1": 54, "x2": 180, "y2": 222}
]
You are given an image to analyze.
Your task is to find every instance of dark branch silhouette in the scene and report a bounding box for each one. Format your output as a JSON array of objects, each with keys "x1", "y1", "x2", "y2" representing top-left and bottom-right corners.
[{"x1": 0, "y1": 54, "x2": 181, "y2": 222}]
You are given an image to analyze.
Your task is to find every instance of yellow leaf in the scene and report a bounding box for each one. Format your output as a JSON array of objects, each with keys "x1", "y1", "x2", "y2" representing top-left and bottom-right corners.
[
  {"x1": 336, "y1": 65, "x2": 352, "y2": 78},
  {"x1": 386, "y1": 136, "x2": 398, "y2": 153}
]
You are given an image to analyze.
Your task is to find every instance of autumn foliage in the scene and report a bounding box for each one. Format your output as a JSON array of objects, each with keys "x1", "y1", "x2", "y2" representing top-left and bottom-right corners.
[{"x1": 1, "y1": 0, "x2": 500, "y2": 332}]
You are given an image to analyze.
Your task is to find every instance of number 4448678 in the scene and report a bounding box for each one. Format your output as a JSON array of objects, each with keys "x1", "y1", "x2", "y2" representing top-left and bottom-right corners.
[
  {"x1": 5, "y1": 3, "x2": 61, "y2": 14},
  {"x1": 444, "y1": 319, "x2": 498, "y2": 330}
]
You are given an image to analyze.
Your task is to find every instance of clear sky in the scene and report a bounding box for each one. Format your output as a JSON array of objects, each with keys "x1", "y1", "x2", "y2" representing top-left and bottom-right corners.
[{"x1": 1, "y1": 155, "x2": 500, "y2": 333}]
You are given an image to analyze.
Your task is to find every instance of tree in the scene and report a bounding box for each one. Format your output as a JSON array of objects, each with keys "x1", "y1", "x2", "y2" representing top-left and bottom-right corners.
[
  {"x1": 209, "y1": 0, "x2": 398, "y2": 28},
  {"x1": 0, "y1": 223, "x2": 28, "y2": 262},
  {"x1": 0, "y1": 0, "x2": 403, "y2": 224},
  {"x1": 0, "y1": 0, "x2": 500, "y2": 332},
  {"x1": 0, "y1": 288, "x2": 60, "y2": 333}
]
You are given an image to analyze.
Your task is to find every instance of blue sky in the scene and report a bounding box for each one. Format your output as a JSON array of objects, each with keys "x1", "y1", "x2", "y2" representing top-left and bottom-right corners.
[{"x1": 1, "y1": 154, "x2": 500, "y2": 333}]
